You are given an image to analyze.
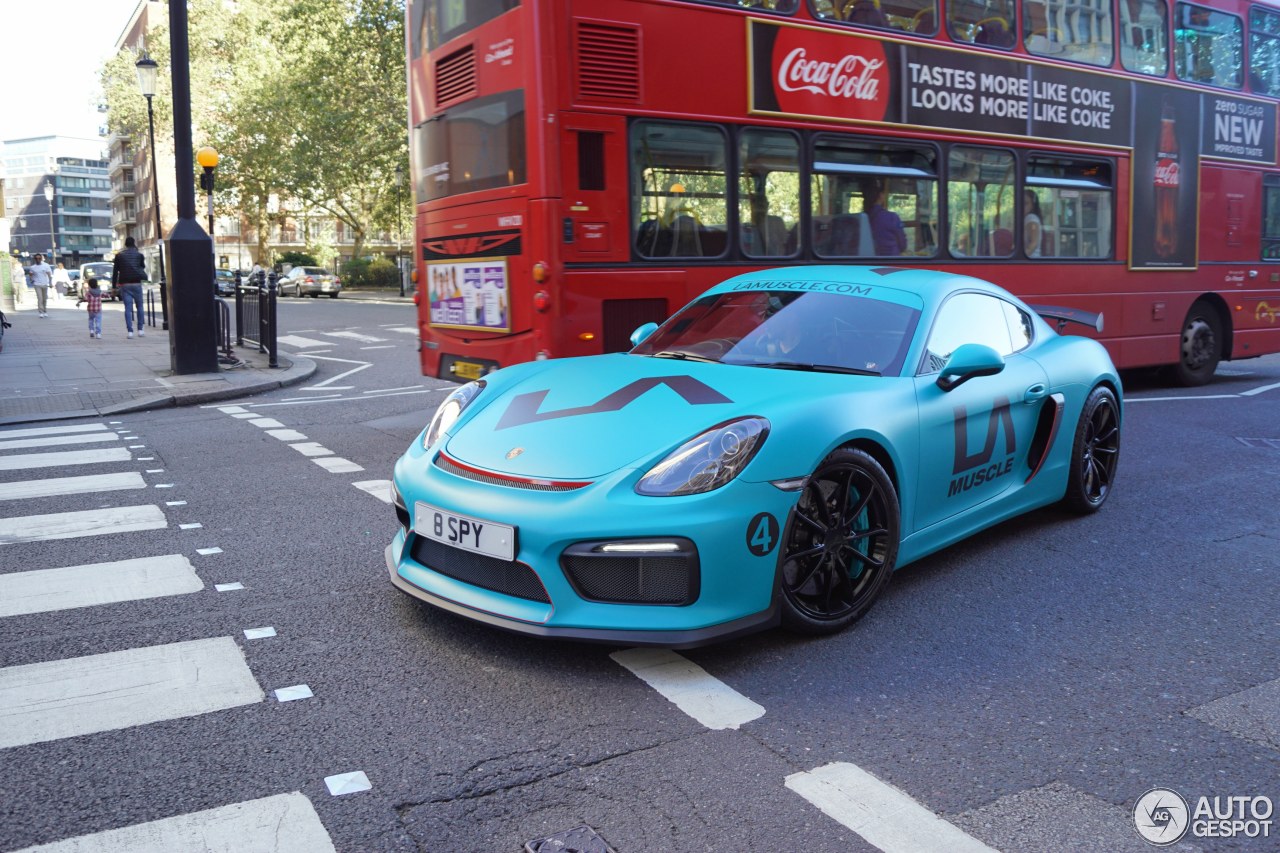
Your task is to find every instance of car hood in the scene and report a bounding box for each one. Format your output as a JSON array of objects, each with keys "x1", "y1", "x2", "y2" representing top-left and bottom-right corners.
[{"x1": 443, "y1": 354, "x2": 878, "y2": 480}]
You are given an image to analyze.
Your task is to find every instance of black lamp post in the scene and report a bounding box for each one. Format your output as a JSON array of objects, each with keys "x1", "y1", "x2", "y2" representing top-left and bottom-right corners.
[
  {"x1": 395, "y1": 163, "x2": 405, "y2": 297},
  {"x1": 135, "y1": 52, "x2": 169, "y2": 330},
  {"x1": 43, "y1": 181, "x2": 56, "y2": 267}
]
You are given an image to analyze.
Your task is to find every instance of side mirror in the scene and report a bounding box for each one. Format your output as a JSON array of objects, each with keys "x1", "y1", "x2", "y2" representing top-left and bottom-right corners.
[
  {"x1": 630, "y1": 322, "x2": 659, "y2": 348},
  {"x1": 936, "y1": 343, "x2": 1005, "y2": 391}
]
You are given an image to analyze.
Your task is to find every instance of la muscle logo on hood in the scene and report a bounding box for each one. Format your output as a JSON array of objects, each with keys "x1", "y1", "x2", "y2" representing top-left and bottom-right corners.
[{"x1": 495, "y1": 376, "x2": 733, "y2": 431}]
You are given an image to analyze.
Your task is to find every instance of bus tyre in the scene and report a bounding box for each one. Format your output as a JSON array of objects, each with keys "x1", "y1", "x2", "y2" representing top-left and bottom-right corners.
[
  {"x1": 778, "y1": 448, "x2": 899, "y2": 635},
  {"x1": 1174, "y1": 301, "x2": 1222, "y2": 387}
]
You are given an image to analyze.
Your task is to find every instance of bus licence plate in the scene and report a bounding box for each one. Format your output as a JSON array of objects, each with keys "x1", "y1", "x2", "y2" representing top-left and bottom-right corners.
[
  {"x1": 415, "y1": 501, "x2": 515, "y2": 561},
  {"x1": 452, "y1": 360, "x2": 484, "y2": 380}
]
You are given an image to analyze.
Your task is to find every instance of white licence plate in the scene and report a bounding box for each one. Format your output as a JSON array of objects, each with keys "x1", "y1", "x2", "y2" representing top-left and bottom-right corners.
[{"x1": 414, "y1": 501, "x2": 515, "y2": 561}]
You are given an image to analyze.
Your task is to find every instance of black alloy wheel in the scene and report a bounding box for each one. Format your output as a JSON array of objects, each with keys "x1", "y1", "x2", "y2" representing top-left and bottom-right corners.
[
  {"x1": 1062, "y1": 385, "x2": 1120, "y2": 514},
  {"x1": 1174, "y1": 301, "x2": 1222, "y2": 386},
  {"x1": 779, "y1": 447, "x2": 899, "y2": 635}
]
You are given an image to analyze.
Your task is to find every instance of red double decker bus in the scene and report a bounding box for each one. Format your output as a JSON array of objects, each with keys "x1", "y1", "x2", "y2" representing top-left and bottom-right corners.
[{"x1": 405, "y1": 0, "x2": 1280, "y2": 385}]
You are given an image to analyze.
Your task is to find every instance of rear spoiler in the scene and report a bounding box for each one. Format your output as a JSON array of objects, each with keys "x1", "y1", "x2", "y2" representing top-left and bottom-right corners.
[{"x1": 1030, "y1": 304, "x2": 1104, "y2": 334}]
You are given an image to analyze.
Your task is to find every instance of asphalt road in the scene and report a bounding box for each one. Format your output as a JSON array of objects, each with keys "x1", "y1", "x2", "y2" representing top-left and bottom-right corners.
[{"x1": 1, "y1": 298, "x2": 1277, "y2": 852}]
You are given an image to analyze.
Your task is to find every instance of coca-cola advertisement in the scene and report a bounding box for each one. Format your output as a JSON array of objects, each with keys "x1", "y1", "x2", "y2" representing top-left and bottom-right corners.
[
  {"x1": 751, "y1": 21, "x2": 894, "y2": 123},
  {"x1": 1131, "y1": 89, "x2": 1200, "y2": 269}
]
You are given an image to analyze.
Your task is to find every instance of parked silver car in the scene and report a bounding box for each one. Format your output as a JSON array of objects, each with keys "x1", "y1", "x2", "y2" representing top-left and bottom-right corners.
[{"x1": 279, "y1": 266, "x2": 341, "y2": 298}]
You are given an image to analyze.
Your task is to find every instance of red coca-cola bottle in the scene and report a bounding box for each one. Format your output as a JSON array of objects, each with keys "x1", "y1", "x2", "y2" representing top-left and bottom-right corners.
[{"x1": 1154, "y1": 96, "x2": 1180, "y2": 259}]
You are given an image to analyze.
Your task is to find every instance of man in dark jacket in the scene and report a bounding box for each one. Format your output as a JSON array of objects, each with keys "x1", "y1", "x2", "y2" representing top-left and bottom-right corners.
[{"x1": 112, "y1": 236, "x2": 148, "y2": 339}]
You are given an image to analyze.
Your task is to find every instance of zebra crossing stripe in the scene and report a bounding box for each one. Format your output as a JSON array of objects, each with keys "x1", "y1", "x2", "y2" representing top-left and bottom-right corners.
[
  {"x1": 8, "y1": 792, "x2": 336, "y2": 853},
  {"x1": 324, "y1": 330, "x2": 386, "y2": 343},
  {"x1": 0, "y1": 637, "x2": 264, "y2": 750},
  {"x1": 352, "y1": 480, "x2": 393, "y2": 504},
  {"x1": 0, "y1": 505, "x2": 166, "y2": 545},
  {"x1": 0, "y1": 472, "x2": 147, "y2": 502},
  {"x1": 0, "y1": 447, "x2": 132, "y2": 472},
  {"x1": 0, "y1": 423, "x2": 111, "y2": 440},
  {"x1": 0, "y1": 555, "x2": 203, "y2": 618},
  {"x1": 0, "y1": 432, "x2": 121, "y2": 452}
]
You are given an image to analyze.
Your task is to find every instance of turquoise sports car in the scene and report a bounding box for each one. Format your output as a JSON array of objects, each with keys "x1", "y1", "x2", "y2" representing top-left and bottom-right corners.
[{"x1": 388, "y1": 266, "x2": 1121, "y2": 647}]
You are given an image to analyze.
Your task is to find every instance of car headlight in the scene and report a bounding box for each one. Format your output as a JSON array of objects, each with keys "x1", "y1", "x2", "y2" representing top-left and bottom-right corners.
[
  {"x1": 422, "y1": 380, "x2": 485, "y2": 449},
  {"x1": 636, "y1": 417, "x2": 769, "y2": 497}
]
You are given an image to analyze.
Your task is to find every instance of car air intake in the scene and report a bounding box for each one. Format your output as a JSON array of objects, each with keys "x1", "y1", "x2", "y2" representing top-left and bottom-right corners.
[
  {"x1": 560, "y1": 539, "x2": 699, "y2": 605},
  {"x1": 409, "y1": 536, "x2": 550, "y2": 604}
]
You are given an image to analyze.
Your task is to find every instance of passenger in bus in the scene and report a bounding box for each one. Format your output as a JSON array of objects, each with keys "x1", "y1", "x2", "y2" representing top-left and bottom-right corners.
[
  {"x1": 846, "y1": 0, "x2": 889, "y2": 28},
  {"x1": 743, "y1": 196, "x2": 791, "y2": 256},
  {"x1": 860, "y1": 177, "x2": 907, "y2": 256},
  {"x1": 1024, "y1": 190, "x2": 1043, "y2": 258}
]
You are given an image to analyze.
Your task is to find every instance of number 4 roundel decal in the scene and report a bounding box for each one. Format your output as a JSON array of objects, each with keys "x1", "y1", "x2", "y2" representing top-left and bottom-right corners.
[{"x1": 747, "y1": 512, "x2": 780, "y2": 557}]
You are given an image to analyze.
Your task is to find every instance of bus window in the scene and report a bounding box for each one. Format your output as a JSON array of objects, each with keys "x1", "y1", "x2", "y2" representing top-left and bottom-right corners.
[
  {"x1": 947, "y1": 147, "x2": 1015, "y2": 258},
  {"x1": 631, "y1": 122, "x2": 729, "y2": 259},
  {"x1": 813, "y1": 0, "x2": 939, "y2": 35},
  {"x1": 811, "y1": 136, "x2": 938, "y2": 258},
  {"x1": 1249, "y1": 7, "x2": 1280, "y2": 96},
  {"x1": 1026, "y1": 155, "x2": 1114, "y2": 258},
  {"x1": 949, "y1": 0, "x2": 1016, "y2": 48},
  {"x1": 1118, "y1": 0, "x2": 1167, "y2": 74},
  {"x1": 424, "y1": 0, "x2": 520, "y2": 52},
  {"x1": 1023, "y1": 0, "x2": 1114, "y2": 65},
  {"x1": 739, "y1": 129, "x2": 800, "y2": 259},
  {"x1": 1174, "y1": 3, "x2": 1243, "y2": 89},
  {"x1": 1262, "y1": 175, "x2": 1280, "y2": 260},
  {"x1": 413, "y1": 90, "x2": 526, "y2": 202},
  {"x1": 689, "y1": 0, "x2": 798, "y2": 10}
]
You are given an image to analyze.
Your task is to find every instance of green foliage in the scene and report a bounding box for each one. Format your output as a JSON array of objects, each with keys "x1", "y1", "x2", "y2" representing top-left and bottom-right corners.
[
  {"x1": 341, "y1": 256, "x2": 400, "y2": 289},
  {"x1": 278, "y1": 250, "x2": 318, "y2": 267}
]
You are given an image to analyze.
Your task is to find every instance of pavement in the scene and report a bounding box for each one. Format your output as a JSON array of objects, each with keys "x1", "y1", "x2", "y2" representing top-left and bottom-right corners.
[{"x1": 0, "y1": 286, "x2": 318, "y2": 426}]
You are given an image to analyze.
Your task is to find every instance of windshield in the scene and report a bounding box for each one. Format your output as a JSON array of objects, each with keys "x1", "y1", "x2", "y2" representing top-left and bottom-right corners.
[
  {"x1": 632, "y1": 290, "x2": 921, "y2": 376},
  {"x1": 414, "y1": 90, "x2": 526, "y2": 202}
]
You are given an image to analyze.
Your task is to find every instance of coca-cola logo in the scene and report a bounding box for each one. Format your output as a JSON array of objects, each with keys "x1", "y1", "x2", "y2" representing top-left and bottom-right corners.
[
  {"x1": 1155, "y1": 159, "x2": 1180, "y2": 188},
  {"x1": 767, "y1": 27, "x2": 889, "y2": 122}
]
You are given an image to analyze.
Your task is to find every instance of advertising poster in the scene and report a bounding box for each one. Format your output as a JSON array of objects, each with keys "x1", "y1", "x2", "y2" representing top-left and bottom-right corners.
[
  {"x1": 427, "y1": 258, "x2": 510, "y2": 332},
  {"x1": 1130, "y1": 88, "x2": 1201, "y2": 270},
  {"x1": 1200, "y1": 92, "x2": 1277, "y2": 165}
]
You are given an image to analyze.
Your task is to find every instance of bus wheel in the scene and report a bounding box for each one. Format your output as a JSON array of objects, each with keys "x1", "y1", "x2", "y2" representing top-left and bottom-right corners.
[{"x1": 1174, "y1": 301, "x2": 1222, "y2": 387}]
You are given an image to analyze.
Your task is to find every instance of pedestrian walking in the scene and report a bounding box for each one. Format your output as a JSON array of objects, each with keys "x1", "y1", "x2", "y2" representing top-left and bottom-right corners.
[
  {"x1": 27, "y1": 253, "x2": 53, "y2": 317},
  {"x1": 112, "y1": 236, "x2": 148, "y2": 339},
  {"x1": 52, "y1": 262, "x2": 72, "y2": 300},
  {"x1": 84, "y1": 279, "x2": 103, "y2": 339}
]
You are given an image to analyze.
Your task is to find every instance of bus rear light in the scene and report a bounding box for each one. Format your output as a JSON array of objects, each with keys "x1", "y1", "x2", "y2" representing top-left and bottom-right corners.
[
  {"x1": 534, "y1": 290, "x2": 551, "y2": 312},
  {"x1": 532, "y1": 262, "x2": 549, "y2": 283},
  {"x1": 413, "y1": 291, "x2": 421, "y2": 305},
  {"x1": 578, "y1": 332, "x2": 596, "y2": 342},
  {"x1": 411, "y1": 268, "x2": 419, "y2": 282}
]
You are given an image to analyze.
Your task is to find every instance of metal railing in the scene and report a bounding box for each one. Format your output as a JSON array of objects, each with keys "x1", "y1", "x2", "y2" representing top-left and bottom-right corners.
[
  {"x1": 146, "y1": 288, "x2": 159, "y2": 327},
  {"x1": 233, "y1": 270, "x2": 278, "y2": 368},
  {"x1": 214, "y1": 297, "x2": 233, "y2": 361}
]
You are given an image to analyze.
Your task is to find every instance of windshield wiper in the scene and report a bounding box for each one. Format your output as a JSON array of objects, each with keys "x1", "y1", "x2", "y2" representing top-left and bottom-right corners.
[
  {"x1": 760, "y1": 361, "x2": 881, "y2": 376},
  {"x1": 650, "y1": 350, "x2": 720, "y2": 363}
]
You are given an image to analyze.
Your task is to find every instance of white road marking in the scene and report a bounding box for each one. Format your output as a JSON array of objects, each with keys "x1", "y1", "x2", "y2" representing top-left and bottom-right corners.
[
  {"x1": 0, "y1": 637, "x2": 263, "y2": 749},
  {"x1": 0, "y1": 447, "x2": 132, "y2": 471},
  {"x1": 297, "y1": 349, "x2": 334, "y2": 355},
  {"x1": 274, "y1": 684, "x2": 313, "y2": 702},
  {"x1": 1241, "y1": 380, "x2": 1280, "y2": 397},
  {"x1": 385, "y1": 326, "x2": 418, "y2": 335},
  {"x1": 324, "y1": 330, "x2": 386, "y2": 343},
  {"x1": 197, "y1": 547, "x2": 223, "y2": 555},
  {"x1": 0, "y1": 555, "x2": 203, "y2": 618},
  {"x1": 325, "y1": 771, "x2": 372, "y2": 796},
  {"x1": 215, "y1": 582, "x2": 244, "y2": 592},
  {"x1": 290, "y1": 442, "x2": 334, "y2": 457},
  {"x1": 306, "y1": 355, "x2": 372, "y2": 388},
  {"x1": 353, "y1": 480, "x2": 393, "y2": 504},
  {"x1": 313, "y1": 457, "x2": 364, "y2": 473},
  {"x1": 0, "y1": 424, "x2": 111, "y2": 439},
  {"x1": 610, "y1": 648, "x2": 765, "y2": 730},
  {"x1": 13, "y1": 792, "x2": 337, "y2": 853},
  {"x1": 165, "y1": 500, "x2": 187, "y2": 506},
  {"x1": 0, "y1": 432, "x2": 120, "y2": 452},
  {"x1": 244, "y1": 627, "x2": 277, "y2": 640},
  {"x1": 0, "y1": 472, "x2": 145, "y2": 502},
  {"x1": 232, "y1": 412, "x2": 261, "y2": 418},
  {"x1": 249, "y1": 388, "x2": 440, "y2": 407},
  {"x1": 249, "y1": 417, "x2": 285, "y2": 428},
  {"x1": 218, "y1": 405, "x2": 249, "y2": 413},
  {"x1": 266, "y1": 429, "x2": 308, "y2": 441},
  {"x1": 363, "y1": 386, "x2": 424, "y2": 394},
  {"x1": 277, "y1": 334, "x2": 331, "y2": 349},
  {"x1": 360, "y1": 345, "x2": 395, "y2": 350},
  {"x1": 786, "y1": 762, "x2": 998, "y2": 853},
  {"x1": 0, "y1": 505, "x2": 167, "y2": 545},
  {"x1": 179, "y1": 523, "x2": 203, "y2": 530}
]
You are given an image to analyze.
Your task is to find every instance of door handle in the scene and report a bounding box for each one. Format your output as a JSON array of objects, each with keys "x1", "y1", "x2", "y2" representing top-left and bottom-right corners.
[{"x1": 1023, "y1": 383, "x2": 1048, "y2": 403}]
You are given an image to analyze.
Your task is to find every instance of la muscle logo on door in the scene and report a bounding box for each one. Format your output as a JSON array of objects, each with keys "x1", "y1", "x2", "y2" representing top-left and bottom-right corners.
[{"x1": 949, "y1": 397, "x2": 1016, "y2": 497}]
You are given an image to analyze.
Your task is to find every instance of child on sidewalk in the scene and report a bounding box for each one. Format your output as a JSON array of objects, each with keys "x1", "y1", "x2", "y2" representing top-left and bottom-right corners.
[{"x1": 85, "y1": 279, "x2": 103, "y2": 339}]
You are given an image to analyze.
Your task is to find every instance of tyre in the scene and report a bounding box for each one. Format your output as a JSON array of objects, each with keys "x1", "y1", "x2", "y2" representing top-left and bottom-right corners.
[
  {"x1": 779, "y1": 447, "x2": 899, "y2": 635},
  {"x1": 1174, "y1": 301, "x2": 1222, "y2": 386},
  {"x1": 1061, "y1": 385, "x2": 1120, "y2": 514},
  {"x1": 329, "y1": 293, "x2": 339, "y2": 299}
]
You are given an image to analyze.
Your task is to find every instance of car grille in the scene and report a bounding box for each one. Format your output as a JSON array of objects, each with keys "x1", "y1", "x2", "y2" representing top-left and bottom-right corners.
[
  {"x1": 561, "y1": 540, "x2": 699, "y2": 605},
  {"x1": 409, "y1": 536, "x2": 550, "y2": 603}
]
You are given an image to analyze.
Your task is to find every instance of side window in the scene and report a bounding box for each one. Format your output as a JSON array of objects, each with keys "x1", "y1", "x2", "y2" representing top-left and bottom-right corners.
[
  {"x1": 948, "y1": 147, "x2": 1015, "y2": 258},
  {"x1": 1025, "y1": 155, "x2": 1114, "y2": 259},
  {"x1": 1250, "y1": 7, "x2": 1280, "y2": 95},
  {"x1": 922, "y1": 292, "x2": 1014, "y2": 373},
  {"x1": 811, "y1": 136, "x2": 938, "y2": 259},
  {"x1": 813, "y1": 0, "x2": 939, "y2": 35},
  {"x1": 1023, "y1": 0, "x2": 1114, "y2": 65},
  {"x1": 1262, "y1": 175, "x2": 1280, "y2": 260},
  {"x1": 1002, "y1": 300, "x2": 1034, "y2": 351},
  {"x1": 739, "y1": 129, "x2": 800, "y2": 259},
  {"x1": 949, "y1": 0, "x2": 1017, "y2": 48},
  {"x1": 1174, "y1": 2, "x2": 1243, "y2": 89},
  {"x1": 1119, "y1": 0, "x2": 1169, "y2": 75},
  {"x1": 631, "y1": 122, "x2": 729, "y2": 259}
]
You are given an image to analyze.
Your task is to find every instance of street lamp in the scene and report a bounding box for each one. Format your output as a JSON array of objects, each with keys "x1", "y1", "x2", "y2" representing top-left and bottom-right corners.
[
  {"x1": 43, "y1": 181, "x2": 56, "y2": 267},
  {"x1": 395, "y1": 163, "x2": 405, "y2": 297},
  {"x1": 135, "y1": 51, "x2": 169, "y2": 330},
  {"x1": 196, "y1": 146, "x2": 218, "y2": 241}
]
